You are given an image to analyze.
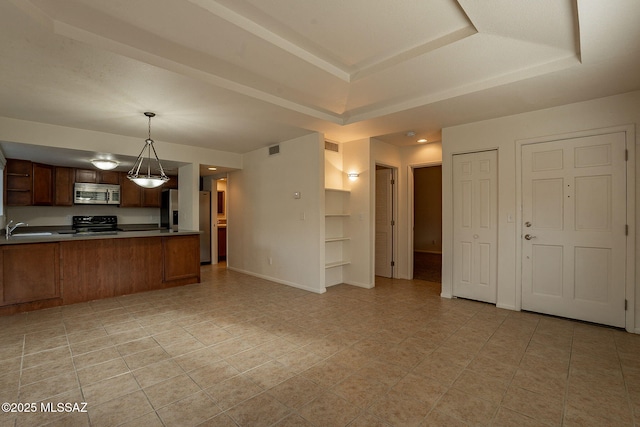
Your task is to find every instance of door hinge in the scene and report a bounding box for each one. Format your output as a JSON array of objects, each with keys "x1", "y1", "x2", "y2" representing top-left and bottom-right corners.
[
  {"x1": 391, "y1": 220, "x2": 395, "y2": 226},
  {"x1": 390, "y1": 179, "x2": 395, "y2": 185},
  {"x1": 626, "y1": 224, "x2": 629, "y2": 236},
  {"x1": 625, "y1": 299, "x2": 628, "y2": 310},
  {"x1": 625, "y1": 149, "x2": 629, "y2": 161},
  {"x1": 391, "y1": 261, "x2": 395, "y2": 267}
]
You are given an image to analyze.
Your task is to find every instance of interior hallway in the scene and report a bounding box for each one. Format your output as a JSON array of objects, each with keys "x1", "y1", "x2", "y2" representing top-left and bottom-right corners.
[{"x1": 0, "y1": 264, "x2": 638, "y2": 426}]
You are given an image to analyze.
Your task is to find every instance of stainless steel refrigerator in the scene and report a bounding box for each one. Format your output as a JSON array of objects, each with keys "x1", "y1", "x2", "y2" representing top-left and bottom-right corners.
[{"x1": 199, "y1": 191, "x2": 212, "y2": 263}]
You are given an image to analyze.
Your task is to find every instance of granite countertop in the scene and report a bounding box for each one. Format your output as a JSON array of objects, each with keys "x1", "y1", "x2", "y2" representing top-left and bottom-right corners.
[{"x1": 0, "y1": 224, "x2": 201, "y2": 245}]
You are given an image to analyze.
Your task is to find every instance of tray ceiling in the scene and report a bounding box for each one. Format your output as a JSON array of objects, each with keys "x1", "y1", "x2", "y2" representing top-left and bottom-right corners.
[{"x1": 0, "y1": 0, "x2": 638, "y2": 154}]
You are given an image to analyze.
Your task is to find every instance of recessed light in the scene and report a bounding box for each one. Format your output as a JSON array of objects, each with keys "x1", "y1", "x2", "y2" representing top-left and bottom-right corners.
[{"x1": 417, "y1": 138, "x2": 428, "y2": 143}]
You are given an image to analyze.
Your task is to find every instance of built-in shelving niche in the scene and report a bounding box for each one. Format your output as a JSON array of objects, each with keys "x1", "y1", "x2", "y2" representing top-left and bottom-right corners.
[{"x1": 325, "y1": 188, "x2": 350, "y2": 286}]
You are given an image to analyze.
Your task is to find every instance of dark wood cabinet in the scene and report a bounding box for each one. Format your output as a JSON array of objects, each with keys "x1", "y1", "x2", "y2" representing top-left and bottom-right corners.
[
  {"x1": 54, "y1": 167, "x2": 74, "y2": 206},
  {"x1": 163, "y1": 235, "x2": 201, "y2": 284},
  {"x1": 119, "y1": 172, "x2": 142, "y2": 207},
  {"x1": 0, "y1": 243, "x2": 60, "y2": 306},
  {"x1": 32, "y1": 163, "x2": 54, "y2": 205},
  {"x1": 75, "y1": 169, "x2": 120, "y2": 184},
  {"x1": 5, "y1": 159, "x2": 32, "y2": 206},
  {"x1": 120, "y1": 172, "x2": 177, "y2": 208},
  {"x1": 99, "y1": 170, "x2": 120, "y2": 184},
  {"x1": 75, "y1": 168, "x2": 97, "y2": 183},
  {"x1": 141, "y1": 187, "x2": 162, "y2": 207}
]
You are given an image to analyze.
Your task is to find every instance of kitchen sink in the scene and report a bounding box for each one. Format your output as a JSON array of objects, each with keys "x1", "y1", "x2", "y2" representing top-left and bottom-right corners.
[{"x1": 11, "y1": 232, "x2": 54, "y2": 237}]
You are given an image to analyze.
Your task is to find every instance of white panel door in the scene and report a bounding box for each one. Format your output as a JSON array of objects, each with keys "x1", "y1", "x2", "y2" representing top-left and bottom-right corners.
[
  {"x1": 375, "y1": 168, "x2": 393, "y2": 277},
  {"x1": 452, "y1": 150, "x2": 498, "y2": 303},
  {"x1": 521, "y1": 132, "x2": 626, "y2": 327}
]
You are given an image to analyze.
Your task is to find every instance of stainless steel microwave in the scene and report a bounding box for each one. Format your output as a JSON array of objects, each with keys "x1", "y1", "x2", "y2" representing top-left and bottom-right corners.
[{"x1": 74, "y1": 183, "x2": 121, "y2": 205}]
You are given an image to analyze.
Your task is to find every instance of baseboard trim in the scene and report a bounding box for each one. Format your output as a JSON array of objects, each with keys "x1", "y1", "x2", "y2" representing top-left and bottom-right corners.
[
  {"x1": 227, "y1": 267, "x2": 326, "y2": 294},
  {"x1": 344, "y1": 280, "x2": 374, "y2": 289},
  {"x1": 496, "y1": 303, "x2": 517, "y2": 311}
]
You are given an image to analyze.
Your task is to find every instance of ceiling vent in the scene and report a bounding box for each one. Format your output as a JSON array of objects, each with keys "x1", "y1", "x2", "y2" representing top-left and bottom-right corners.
[
  {"x1": 324, "y1": 141, "x2": 339, "y2": 152},
  {"x1": 268, "y1": 145, "x2": 280, "y2": 156}
]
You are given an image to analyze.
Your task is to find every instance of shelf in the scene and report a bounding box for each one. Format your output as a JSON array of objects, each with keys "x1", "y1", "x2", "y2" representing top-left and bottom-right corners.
[
  {"x1": 325, "y1": 213, "x2": 350, "y2": 217},
  {"x1": 325, "y1": 260, "x2": 351, "y2": 269},
  {"x1": 325, "y1": 188, "x2": 350, "y2": 193}
]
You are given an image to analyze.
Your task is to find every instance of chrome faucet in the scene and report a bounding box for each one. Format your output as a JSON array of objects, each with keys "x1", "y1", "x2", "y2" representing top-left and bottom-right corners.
[{"x1": 6, "y1": 220, "x2": 27, "y2": 238}]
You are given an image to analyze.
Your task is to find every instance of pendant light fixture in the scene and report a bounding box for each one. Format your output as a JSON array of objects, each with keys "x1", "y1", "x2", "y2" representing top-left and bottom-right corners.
[{"x1": 128, "y1": 112, "x2": 169, "y2": 188}]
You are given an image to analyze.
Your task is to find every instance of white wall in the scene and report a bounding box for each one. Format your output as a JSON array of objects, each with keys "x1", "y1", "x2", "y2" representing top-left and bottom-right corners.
[
  {"x1": 227, "y1": 133, "x2": 325, "y2": 293},
  {"x1": 442, "y1": 90, "x2": 640, "y2": 331},
  {"x1": 343, "y1": 139, "x2": 374, "y2": 288}
]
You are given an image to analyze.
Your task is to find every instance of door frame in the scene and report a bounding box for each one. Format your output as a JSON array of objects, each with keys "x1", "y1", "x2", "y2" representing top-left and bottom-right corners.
[
  {"x1": 408, "y1": 160, "x2": 442, "y2": 280},
  {"x1": 374, "y1": 163, "x2": 398, "y2": 278},
  {"x1": 515, "y1": 125, "x2": 635, "y2": 332}
]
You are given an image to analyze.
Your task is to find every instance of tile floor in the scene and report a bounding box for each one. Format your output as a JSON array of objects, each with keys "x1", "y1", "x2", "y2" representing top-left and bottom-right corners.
[{"x1": 1, "y1": 264, "x2": 639, "y2": 426}]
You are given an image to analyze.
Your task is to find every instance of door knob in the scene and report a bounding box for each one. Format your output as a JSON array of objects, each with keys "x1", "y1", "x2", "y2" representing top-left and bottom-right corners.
[
  {"x1": 525, "y1": 221, "x2": 532, "y2": 227},
  {"x1": 524, "y1": 234, "x2": 536, "y2": 240}
]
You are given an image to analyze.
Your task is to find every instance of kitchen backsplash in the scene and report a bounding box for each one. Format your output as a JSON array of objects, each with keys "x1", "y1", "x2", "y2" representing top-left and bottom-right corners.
[{"x1": 5, "y1": 205, "x2": 160, "y2": 226}]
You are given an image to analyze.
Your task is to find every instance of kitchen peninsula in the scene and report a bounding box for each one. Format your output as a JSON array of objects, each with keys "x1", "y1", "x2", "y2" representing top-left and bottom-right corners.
[{"x1": 0, "y1": 229, "x2": 201, "y2": 316}]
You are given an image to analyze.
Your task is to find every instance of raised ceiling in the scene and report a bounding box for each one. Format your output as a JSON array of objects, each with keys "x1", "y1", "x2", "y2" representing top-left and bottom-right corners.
[{"x1": 0, "y1": 0, "x2": 639, "y2": 155}]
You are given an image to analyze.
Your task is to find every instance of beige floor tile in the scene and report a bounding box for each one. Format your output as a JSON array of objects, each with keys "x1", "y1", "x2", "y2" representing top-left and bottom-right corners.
[
  {"x1": 267, "y1": 375, "x2": 323, "y2": 409},
  {"x1": 72, "y1": 346, "x2": 120, "y2": 370},
  {"x1": 226, "y1": 392, "x2": 291, "y2": 427},
  {"x1": 174, "y1": 347, "x2": 223, "y2": 372},
  {"x1": 369, "y1": 390, "x2": 431, "y2": 426},
  {"x1": 434, "y1": 388, "x2": 497, "y2": 426},
  {"x1": 133, "y1": 358, "x2": 185, "y2": 388},
  {"x1": 76, "y1": 357, "x2": 129, "y2": 386},
  {"x1": 298, "y1": 392, "x2": 361, "y2": 427},
  {"x1": 245, "y1": 360, "x2": 295, "y2": 389},
  {"x1": 19, "y1": 372, "x2": 79, "y2": 402},
  {"x1": 143, "y1": 373, "x2": 201, "y2": 409},
  {"x1": 205, "y1": 374, "x2": 263, "y2": 410},
  {"x1": 81, "y1": 372, "x2": 140, "y2": 405},
  {"x1": 188, "y1": 360, "x2": 240, "y2": 388},
  {"x1": 22, "y1": 346, "x2": 72, "y2": 370},
  {"x1": 501, "y1": 385, "x2": 564, "y2": 426},
  {"x1": 196, "y1": 412, "x2": 239, "y2": 427},
  {"x1": 123, "y1": 346, "x2": 170, "y2": 370},
  {"x1": 491, "y1": 407, "x2": 546, "y2": 427},
  {"x1": 88, "y1": 390, "x2": 153, "y2": 427},
  {"x1": 225, "y1": 347, "x2": 273, "y2": 372},
  {"x1": 0, "y1": 264, "x2": 638, "y2": 426},
  {"x1": 117, "y1": 411, "x2": 164, "y2": 427}
]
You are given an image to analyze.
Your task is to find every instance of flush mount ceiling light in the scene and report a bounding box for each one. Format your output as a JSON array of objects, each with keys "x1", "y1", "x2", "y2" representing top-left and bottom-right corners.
[
  {"x1": 90, "y1": 159, "x2": 119, "y2": 170},
  {"x1": 417, "y1": 138, "x2": 428, "y2": 143},
  {"x1": 127, "y1": 112, "x2": 169, "y2": 189}
]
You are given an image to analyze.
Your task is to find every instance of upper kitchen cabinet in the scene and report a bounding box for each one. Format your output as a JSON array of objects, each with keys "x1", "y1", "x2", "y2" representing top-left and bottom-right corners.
[
  {"x1": 32, "y1": 163, "x2": 54, "y2": 206},
  {"x1": 54, "y1": 166, "x2": 74, "y2": 206},
  {"x1": 119, "y1": 172, "x2": 177, "y2": 208},
  {"x1": 75, "y1": 169, "x2": 120, "y2": 184},
  {"x1": 5, "y1": 159, "x2": 33, "y2": 206}
]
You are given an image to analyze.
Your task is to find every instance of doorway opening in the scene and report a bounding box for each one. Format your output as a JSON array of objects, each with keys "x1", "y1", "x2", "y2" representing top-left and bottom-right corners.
[{"x1": 413, "y1": 165, "x2": 442, "y2": 283}]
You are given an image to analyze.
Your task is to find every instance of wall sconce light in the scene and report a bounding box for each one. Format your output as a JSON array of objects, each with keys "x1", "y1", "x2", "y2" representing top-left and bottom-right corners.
[
  {"x1": 90, "y1": 159, "x2": 119, "y2": 170},
  {"x1": 348, "y1": 172, "x2": 359, "y2": 181}
]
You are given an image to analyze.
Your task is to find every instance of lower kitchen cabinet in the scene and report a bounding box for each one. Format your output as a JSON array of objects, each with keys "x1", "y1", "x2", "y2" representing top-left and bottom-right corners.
[
  {"x1": 0, "y1": 243, "x2": 60, "y2": 306},
  {"x1": 0, "y1": 233, "x2": 200, "y2": 315},
  {"x1": 60, "y1": 234, "x2": 199, "y2": 305},
  {"x1": 163, "y1": 235, "x2": 201, "y2": 284}
]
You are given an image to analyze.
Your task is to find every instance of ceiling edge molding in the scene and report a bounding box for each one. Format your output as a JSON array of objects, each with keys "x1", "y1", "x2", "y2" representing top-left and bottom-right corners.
[
  {"x1": 350, "y1": 26, "x2": 478, "y2": 82},
  {"x1": 50, "y1": 19, "x2": 346, "y2": 126},
  {"x1": 344, "y1": 53, "x2": 580, "y2": 125},
  {"x1": 187, "y1": 0, "x2": 351, "y2": 82}
]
